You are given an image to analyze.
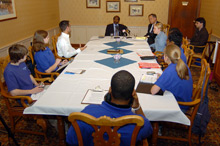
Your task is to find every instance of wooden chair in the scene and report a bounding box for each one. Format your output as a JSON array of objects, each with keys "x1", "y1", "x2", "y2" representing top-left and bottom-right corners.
[
  {"x1": 154, "y1": 51, "x2": 168, "y2": 70},
  {"x1": 192, "y1": 59, "x2": 211, "y2": 100},
  {"x1": 68, "y1": 112, "x2": 148, "y2": 146},
  {"x1": 28, "y1": 46, "x2": 59, "y2": 81},
  {"x1": 156, "y1": 98, "x2": 201, "y2": 146},
  {"x1": 52, "y1": 34, "x2": 71, "y2": 60},
  {"x1": 182, "y1": 44, "x2": 193, "y2": 67},
  {"x1": 156, "y1": 59, "x2": 211, "y2": 146},
  {"x1": 189, "y1": 29, "x2": 212, "y2": 68},
  {"x1": 182, "y1": 37, "x2": 190, "y2": 46},
  {"x1": 163, "y1": 24, "x2": 170, "y2": 36},
  {"x1": 0, "y1": 57, "x2": 51, "y2": 142}
]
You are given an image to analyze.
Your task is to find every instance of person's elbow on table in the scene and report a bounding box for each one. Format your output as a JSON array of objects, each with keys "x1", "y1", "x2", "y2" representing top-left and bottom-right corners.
[{"x1": 151, "y1": 84, "x2": 160, "y2": 95}]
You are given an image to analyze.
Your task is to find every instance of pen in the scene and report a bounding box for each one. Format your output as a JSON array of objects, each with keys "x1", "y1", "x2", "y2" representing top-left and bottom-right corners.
[{"x1": 64, "y1": 71, "x2": 75, "y2": 75}]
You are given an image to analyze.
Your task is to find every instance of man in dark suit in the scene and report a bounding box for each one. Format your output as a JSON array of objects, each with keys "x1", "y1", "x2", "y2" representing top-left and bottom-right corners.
[
  {"x1": 145, "y1": 14, "x2": 159, "y2": 45},
  {"x1": 105, "y1": 16, "x2": 128, "y2": 36}
]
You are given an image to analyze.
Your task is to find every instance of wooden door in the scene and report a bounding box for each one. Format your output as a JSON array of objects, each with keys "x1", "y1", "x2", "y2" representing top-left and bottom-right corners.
[
  {"x1": 168, "y1": 0, "x2": 201, "y2": 38},
  {"x1": 213, "y1": 43, "x2": 220, "y2": 86}
]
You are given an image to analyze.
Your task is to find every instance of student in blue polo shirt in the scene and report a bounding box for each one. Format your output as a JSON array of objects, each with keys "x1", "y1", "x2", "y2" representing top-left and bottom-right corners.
[
  {"x1": 33, "y1": 30, "x2": 68, "y2": 73},
  {"x1": 66, "y1": 70, "x2": 153, "y2": 146},
  {"x1": 4, "y1": 44, "x2": 43, "y2": 97},
  {"x1": 151, "y1": 44, "x2": 193, "y2": 111}
]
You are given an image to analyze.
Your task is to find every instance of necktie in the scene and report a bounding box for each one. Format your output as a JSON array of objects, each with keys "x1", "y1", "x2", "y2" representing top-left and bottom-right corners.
[{"x1": 115, "y1": 24, "x2": 119, "y2": 36}]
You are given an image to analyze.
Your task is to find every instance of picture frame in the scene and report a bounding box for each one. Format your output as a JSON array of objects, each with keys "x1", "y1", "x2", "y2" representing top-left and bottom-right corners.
[
  {"x1": 124, "y1": 0, "x2": 138, "y2": 2},
  {"x1": 86, "y1": 0, "x2": 100, "y2": 8},
  {"x1": 106, "y1": 1, "x2": 121, "y2": 12},
  {"x1": 129, "y1": 4, "x2": 144, "y2": 16},
  {"x1": 0, "y1": 0, "x2": 17, "y2": 21}
]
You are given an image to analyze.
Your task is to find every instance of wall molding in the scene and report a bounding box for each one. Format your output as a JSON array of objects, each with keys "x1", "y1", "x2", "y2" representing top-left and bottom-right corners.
[
  {"x1": 0, "y1": 27, "x2": 60, "y2": 57},
  {"x1": 1, "y1": 25, "x2": 219, "y2": 58}
]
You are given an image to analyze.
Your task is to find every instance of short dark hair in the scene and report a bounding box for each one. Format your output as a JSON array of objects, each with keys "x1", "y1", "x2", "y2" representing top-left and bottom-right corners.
[
  {"x1": 59, "y1": 20, "x2": 70, "y2": 32},
  {"x1": 195, "y1": 17, "x2": 206, "y2": 27},
  {"x1": 111, "y1": 70, "x2": 135, "y2": 101},
  {"x1": 9, "y1": 44, "x2": 28, "y2": 63},
  {"x1": 113, "y1": 15, "x2": 120, "y2": 21},
  {"x1": 168, "y1": 28, "x2": 183, "y2": 47},
  {"x1": 148, "y1": 13, "x2": 157, "y2": 18}
]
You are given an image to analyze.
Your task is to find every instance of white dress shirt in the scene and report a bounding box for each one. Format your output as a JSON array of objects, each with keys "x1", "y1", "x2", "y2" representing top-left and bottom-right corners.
[{"x1": 56, "y1": 32, "x2": 81, "y2": 58}]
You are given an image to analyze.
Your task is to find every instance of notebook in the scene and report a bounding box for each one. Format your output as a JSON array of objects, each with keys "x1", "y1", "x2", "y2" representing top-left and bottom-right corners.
[
  {"x1": 140, "y1": 56, "x2": 156, "y2": 60},
  {"x1": 136, "y1": 82, "x2": 164, "y2": 95},
  {"x1": 138, "y1": 62, "x2": 160, "y2": 69}
]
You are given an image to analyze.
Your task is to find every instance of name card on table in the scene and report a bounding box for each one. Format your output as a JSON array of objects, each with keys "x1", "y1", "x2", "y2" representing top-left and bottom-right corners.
[{"x1": 107, "y1": 49, "x2": 124, "y2": 54}]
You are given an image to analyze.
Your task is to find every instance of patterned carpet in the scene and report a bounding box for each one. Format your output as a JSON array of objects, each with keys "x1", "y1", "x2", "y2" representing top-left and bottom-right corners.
[{"x1": 0, "y1": 67, "x2": 220, "y2": 146}]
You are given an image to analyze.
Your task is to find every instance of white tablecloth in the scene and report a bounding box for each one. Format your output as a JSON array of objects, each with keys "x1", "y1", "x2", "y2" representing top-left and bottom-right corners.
[{"x1": 24, "y1": 36, "x2": 190, "y2": 126}]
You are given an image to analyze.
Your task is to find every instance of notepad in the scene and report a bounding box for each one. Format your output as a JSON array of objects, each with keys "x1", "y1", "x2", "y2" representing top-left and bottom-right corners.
[
  {"x1": 136, "y1": 37, "x2": 147, "y2": 40},
  {"x1": 138, "y1": 62, "x2": 160, "y2": 69},
  {"x1": 140, "y1": 74, "x2": 157, "y2": 84},
  {"x1": 136, "y1": 49, "x2": 155, "y2": 57},
  {"x1": 57, "y1": 61, "x2": 71, "y2": 72},
  {"x1": 81, "y1": 89, "x2": 108, "y2": 104},
  {"x1": 64, "y1": 69, "x2": 86, "y2": 74}
]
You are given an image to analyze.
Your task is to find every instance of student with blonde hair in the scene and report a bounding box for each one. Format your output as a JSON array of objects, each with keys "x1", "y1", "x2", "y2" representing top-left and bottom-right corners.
[
  {"x1": 33, "y1": 30, "x2": 68, "y2": 73},
  {"x1": 151, "y1": 44, "x2": 193, "y2": 111},
  {"x1": 150, "y1": 23, "x2": 167, "y2": 52}
]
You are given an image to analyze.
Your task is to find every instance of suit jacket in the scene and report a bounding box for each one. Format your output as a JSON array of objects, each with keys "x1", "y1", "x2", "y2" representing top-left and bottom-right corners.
[
  {"x1": 145, "y1": 21, "x2": 160, "y2": 45},
  {"x1": 105, "y1": 23, "x2": 127, "y2": 36}
]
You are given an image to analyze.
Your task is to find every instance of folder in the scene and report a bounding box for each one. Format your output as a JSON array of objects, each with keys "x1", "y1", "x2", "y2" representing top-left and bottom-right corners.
[{"x1": 136, "y1": 82, "x2": 164, "y2": 95}]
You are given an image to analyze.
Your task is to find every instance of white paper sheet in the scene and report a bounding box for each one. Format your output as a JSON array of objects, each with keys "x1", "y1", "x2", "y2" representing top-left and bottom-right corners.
[{"x1": 81, "y1": 89, "x2": 108, "y2": 104}]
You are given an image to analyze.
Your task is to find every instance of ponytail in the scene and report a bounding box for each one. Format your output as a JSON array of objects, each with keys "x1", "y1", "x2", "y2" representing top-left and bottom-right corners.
[
  {"x1": 164, "y1": 44, "x2": 189, "y2": 80},
  {"x1": 176, "y1": 58, "x2": 189, "y2": 80}
]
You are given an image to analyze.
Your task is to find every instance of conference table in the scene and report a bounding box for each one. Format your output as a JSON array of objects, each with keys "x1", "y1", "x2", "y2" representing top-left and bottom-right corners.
[{"x1": 24, "y1": 36, "x2": 190, "y2": 145}]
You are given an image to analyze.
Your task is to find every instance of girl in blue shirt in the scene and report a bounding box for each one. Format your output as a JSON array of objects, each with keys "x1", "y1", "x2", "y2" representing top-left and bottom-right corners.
[
  {"x1": 33, "y1": 30, "x2": 68, "y2": 73},
  {"x1": 151, "y1": 44, "x2": 193, "y2": 111}
]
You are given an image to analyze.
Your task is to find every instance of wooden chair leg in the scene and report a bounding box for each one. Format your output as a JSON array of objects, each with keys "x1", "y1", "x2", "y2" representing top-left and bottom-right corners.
[
  {"x1": 151, "y1": 122, "x2": 159, "y2": 146},
  {"x1": 37, "y1": 118, "x2": 48, "y2": 142}
]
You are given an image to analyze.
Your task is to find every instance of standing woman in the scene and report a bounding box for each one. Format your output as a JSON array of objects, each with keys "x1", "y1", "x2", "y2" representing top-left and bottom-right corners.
[
  {"x1": 150, "y1": 23, "x2": 167, "y2": 52},
  {"x1": 33, "y1": 30, "x2": 67, "y2": 73},
  {"x1": 151, "y1": 44, "x2": 193, "y2": 111}
]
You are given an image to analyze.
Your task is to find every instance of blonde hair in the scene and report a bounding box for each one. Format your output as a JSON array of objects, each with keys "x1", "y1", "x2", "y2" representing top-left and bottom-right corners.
[
  {"x1": 33, "y1": 30, "x2": 48, "y2": 52},
  {"x1": 164, "y1": 44, "x2": 189, "y2": 80},
  {"x1": 154, "y1": 23, "x2": 164, "y2": 32}
]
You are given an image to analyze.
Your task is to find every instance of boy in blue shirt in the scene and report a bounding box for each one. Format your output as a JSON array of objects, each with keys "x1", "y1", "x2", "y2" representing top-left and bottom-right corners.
[
  {"x1": 4, "y1": 44, "x2": 43, "y2": 97},
  {"x1": 66, "y1": 70, "x2": 153, "y2": 146}
]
